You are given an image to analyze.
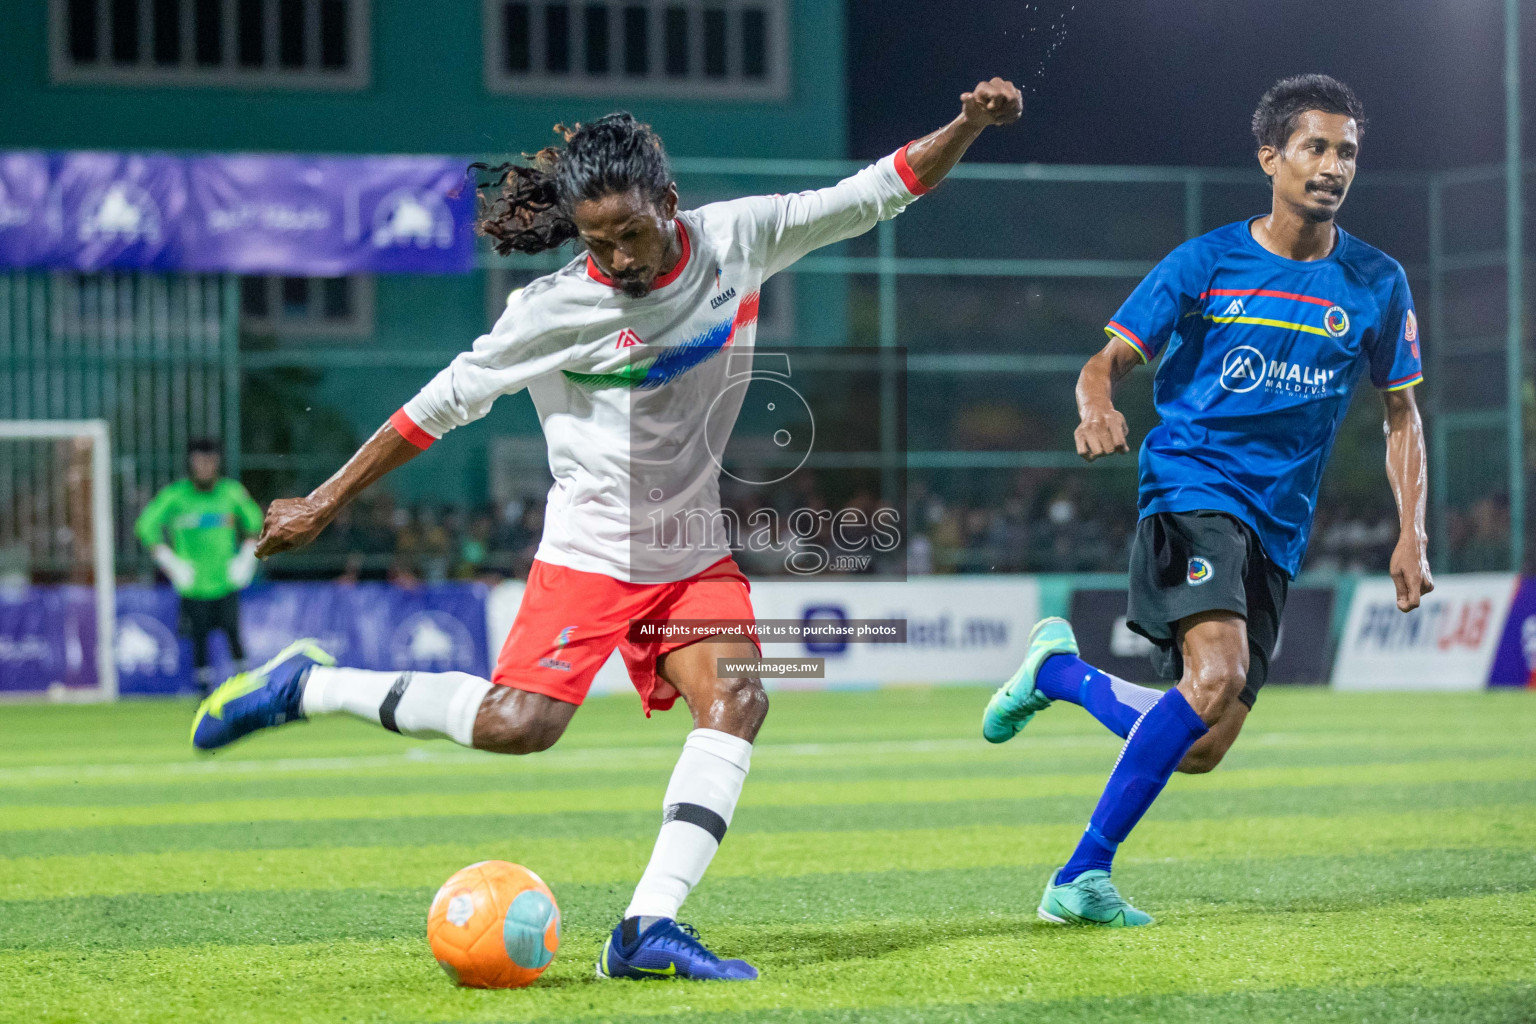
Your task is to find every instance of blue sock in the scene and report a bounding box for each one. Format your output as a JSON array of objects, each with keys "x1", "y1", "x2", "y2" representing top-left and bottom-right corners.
[
  {"x1": 1058, "y1": 688, "x2": 1209, "y2": 884},
  {"x1": 1036, "y1": 654, "x2": 1163, "y2": 739}
]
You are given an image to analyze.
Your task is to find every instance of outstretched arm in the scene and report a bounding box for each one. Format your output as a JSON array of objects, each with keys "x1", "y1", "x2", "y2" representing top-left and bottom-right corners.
[
  {"x1": 1074, "y1": 337, "x2": 1143, "y2": 461},
  {"x1": 1384, "y1": 387, "x2": 1433, "y2": 612},
  {"x1": 255, "y1": 421, "x2": 423, "y2": 558},
  {"x1": 753, "y1": 76, "x2": 1021, "y2": 276},
  {"x1": 903, "y1": 77, "x2": 1024, "y2": 189}
]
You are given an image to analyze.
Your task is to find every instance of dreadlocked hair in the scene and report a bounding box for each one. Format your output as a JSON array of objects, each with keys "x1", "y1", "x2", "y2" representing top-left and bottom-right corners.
[{"x1": 472, "y1": 113, "x2": 673, "y2": 256}]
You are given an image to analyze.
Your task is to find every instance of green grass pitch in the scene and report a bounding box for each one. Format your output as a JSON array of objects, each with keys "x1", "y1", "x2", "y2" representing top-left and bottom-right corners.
[{"x1": 2, "y1": 686, "x2": 1534, "y2": 1023}]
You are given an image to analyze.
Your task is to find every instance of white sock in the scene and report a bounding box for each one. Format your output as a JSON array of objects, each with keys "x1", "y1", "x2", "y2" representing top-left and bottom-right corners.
[
  {"x1": 624, "y1": 728, "x2": 753, "y2": 921},
  {"x1": 300, "y1": 667, "x2": 492, "y2": 748}
]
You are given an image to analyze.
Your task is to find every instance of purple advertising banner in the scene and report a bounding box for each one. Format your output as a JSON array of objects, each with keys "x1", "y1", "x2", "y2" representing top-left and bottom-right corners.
[
  {"x1": 41, "y1": 152, "x2": 193, "y2": 271},
  {"x1": 0, "y1": 152, "x2": 50, "y2": 268},
  {"x1": 2, "y1": 582, "x2": 489, "y2": 695},
  {"x1": 0, "y1": 585, "x2": 98, "y2": 693},
  {"x1": 0, "y1": 151, "x2": 475, "y2": 275},
  {"x1": 1488, "y1": 576, "x2": 1536, "y2": 688}
]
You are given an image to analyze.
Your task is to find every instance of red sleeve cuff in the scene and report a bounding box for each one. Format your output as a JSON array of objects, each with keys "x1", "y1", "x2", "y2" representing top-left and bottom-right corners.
[
  {"x1": 893, "y1": 143, "x2": 932, "y2": 196},
  {"x1": 389, "y1": 408, "x2": 436, "y2": 450}
]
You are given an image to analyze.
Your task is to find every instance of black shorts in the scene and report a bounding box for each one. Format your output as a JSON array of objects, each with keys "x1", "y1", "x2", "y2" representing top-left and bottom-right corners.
[
  {"x1": 178, "y1": 593, "x2": 244, "y2": 665},
  {"x1": 1125, "y1": 510, "x2": 1289, "y2": 709}
]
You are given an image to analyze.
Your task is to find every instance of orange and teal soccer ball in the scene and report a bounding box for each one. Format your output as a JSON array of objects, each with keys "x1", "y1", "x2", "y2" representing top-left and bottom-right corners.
[{"x1": 427, "y1": 860, "x2": 561, "y2": 988}]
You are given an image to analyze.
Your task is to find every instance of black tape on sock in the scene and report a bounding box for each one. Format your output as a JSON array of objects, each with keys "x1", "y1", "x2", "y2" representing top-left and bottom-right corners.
[
  {"x1": 378, "y1": 672, "x2": 412, "y2": 733},
  {"x1": 663, "y1": 802, "x2": 728, "y2": 844}
]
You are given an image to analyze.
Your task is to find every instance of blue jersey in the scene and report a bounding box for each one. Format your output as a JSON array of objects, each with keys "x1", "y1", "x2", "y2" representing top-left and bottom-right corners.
[{"x1": 1105, "y1": 219, "x2": 1423, "y2": 576}]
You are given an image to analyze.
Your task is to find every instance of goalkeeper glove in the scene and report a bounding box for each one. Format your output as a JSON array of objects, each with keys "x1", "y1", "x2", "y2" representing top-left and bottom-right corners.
[
  {"x1": 228, "y1": 539, "x2": 259, "y2": 589},
  {"x1": 152, "y1": 545, "x2": 196, "y2": 592}
]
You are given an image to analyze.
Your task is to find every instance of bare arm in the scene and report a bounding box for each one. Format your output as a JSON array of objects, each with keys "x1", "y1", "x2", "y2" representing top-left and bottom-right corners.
[
  {"x1": 1073, "y1": 338, "x2": 1143, "y2": 461},
  {"x1": 254, "y1": 421, "x2": 424, "y2": 558},
  {"x1": 903, "y1": 77, "x2": 1023, "y2": 188},
  {"x1": 1383, "y1": 387, "x2": 1434, "y2": 612}
]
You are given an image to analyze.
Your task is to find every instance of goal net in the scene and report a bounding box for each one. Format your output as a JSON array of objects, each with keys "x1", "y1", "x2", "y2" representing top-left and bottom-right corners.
[{"x1": 0, "y1": 420, "x2": 117, "y2": 700}]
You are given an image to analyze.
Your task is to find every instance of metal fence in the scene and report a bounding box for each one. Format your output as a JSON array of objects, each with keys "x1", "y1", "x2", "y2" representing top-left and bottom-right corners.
[{"x1": 0, "y1": 273, "x2": 238, "y2": 576}]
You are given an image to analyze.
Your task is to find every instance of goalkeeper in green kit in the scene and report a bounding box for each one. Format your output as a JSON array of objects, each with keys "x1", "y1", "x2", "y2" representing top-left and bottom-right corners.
[{"x1": 135, "y1": 439, "x2": 264, "y2": 696}]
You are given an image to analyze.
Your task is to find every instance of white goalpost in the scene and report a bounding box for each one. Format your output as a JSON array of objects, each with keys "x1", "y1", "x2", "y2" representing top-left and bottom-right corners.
[{"x1": 0, "y1": 419, "x2": 117, "y2": 701}]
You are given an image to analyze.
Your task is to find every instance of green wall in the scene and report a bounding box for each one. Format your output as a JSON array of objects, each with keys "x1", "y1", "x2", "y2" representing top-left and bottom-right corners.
[
  {"x1": 0, "y1": 1, "x2": 847, "y2": 159},
  {"x1": 0, "y1": 0, "x2": 851, "y2": 506}
]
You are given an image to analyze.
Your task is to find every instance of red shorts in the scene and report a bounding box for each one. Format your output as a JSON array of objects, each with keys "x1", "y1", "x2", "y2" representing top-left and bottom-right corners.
[{"x1": 492, "y1": 556, "x2": 759, "y2": 714}]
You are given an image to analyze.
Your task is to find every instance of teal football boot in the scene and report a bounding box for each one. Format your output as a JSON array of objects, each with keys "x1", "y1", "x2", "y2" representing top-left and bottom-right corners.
[
  {"x1": 190, "y1": 639, "x2": 334, "y2": 751},
  {"x1": 981, "y1": 616, "x2": 1079, "y2": 744},
  {"x1": 1038, "y1": 870, "x2": 1155, "y2": 927}
]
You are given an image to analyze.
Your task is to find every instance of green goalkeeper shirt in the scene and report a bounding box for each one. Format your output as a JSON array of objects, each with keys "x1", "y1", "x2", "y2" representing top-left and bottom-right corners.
[{"x1": 134, "y1": 479, "x2": 264, "y2": 599}]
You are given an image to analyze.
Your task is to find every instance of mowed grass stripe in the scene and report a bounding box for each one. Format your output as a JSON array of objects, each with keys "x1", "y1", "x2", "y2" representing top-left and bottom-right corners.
[
  {"x1": 3, "y1": 688, "x2": 1532, "y2": 776},
  {"x1": 6, "y1": 688, "x2": 1526, "y2": 752},
  {"x1": 1, "y1": 893, "x2": 1532, "y2": 1024},
  {"x1": 4, "y1": 806, "x2": 1533, "y2": 901},
  {"x1": 6, "y1": 777, "x2": 1534, "y2": 860},
  {"x1": 6, "y1": 847, "x2": 1534, "y2": 951},
  {"x1": 6, "y1": 755, "x2": 1534, "y2": 831},
  {"x1": 9, "y1": 734, "x2": 1528, "y2": 808},
  {"x1": 5, "y1": 730, "x2": 1534, "y2": 809}
]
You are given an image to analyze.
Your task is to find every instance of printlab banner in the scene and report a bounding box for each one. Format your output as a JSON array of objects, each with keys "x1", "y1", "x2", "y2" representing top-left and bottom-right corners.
[
  {"x1": 1331, "y1": 573, "x2": 1516, "y2": 692},
  {"x1": 1069, "y1": 586, "x2": 1336, "y2": 686},
  {"x1": 0, "y1": 582, "x2": 491, "y2": 695},
  {"x1": 485, "y1": 577, "x2": 1040, "y2": 698},
  {"x1": 0, "y1": 151, "x2": 475, "y2": 274}
]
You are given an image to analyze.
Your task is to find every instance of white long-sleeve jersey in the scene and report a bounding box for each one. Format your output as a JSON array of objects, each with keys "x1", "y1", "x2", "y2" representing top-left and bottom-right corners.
[{"x1": 392, "y1": 146, "x2": 931, "y2": 583}]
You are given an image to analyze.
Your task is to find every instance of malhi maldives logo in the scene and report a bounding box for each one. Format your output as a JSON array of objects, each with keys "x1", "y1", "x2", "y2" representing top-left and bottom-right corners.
[{"x1": 1219, "y1": 344, "x2": 1337, "y2": 397}]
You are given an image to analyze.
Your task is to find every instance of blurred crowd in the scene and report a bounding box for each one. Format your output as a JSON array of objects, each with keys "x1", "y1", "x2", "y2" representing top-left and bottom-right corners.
[
  {"x1": 259, "y1": 471, "x2": 1469, "y2": 582},
  {"x1": 291, "y1": 492, "x2": 547, "y2": 584},
  {"x1": 1444, "y1": 494, "x2": 1514, "y2": 572}
]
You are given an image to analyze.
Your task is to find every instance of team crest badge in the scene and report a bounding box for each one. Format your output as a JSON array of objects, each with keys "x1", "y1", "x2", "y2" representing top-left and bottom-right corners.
[
  {"x1": 1187, "y1": 557, "x2": 1214, "y2": 586},
  {"x1": 1323, "y1": 305, "x2": 1350, "y2": 338}
]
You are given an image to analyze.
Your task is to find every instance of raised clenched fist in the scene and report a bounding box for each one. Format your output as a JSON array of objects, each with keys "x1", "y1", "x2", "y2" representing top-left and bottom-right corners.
[{"x1": 961, "y1": 78, "x2": 1024, "y2": 127}]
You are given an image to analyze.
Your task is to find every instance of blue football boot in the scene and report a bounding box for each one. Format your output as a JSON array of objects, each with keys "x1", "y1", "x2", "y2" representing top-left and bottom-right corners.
[
  {"x1": 982, "y1": 616, "x2": 1079, "y2": 744},
  {"x1": 190, "y1": 639, "x2": 334, "y2": 751},
  {"x1": 596, "y1": 918, "x2": 758, "y2": 981}
]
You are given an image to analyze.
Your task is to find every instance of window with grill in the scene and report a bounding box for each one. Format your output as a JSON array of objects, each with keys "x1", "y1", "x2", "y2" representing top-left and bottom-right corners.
[
  {"x1": 484, "y1": 0, "x2": 786, "y2": 99},
  {"x1": 51, "y1": 0, "x2": 369, "y2": 89},
  {"x1": 240, "y1": 275, "x2": 373, "y2": 338}
]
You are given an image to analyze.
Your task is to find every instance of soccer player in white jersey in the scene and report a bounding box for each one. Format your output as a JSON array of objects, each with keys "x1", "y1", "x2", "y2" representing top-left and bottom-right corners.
[{"x1": 192, "y1": 79, "x2": 1023, "y2": 980}]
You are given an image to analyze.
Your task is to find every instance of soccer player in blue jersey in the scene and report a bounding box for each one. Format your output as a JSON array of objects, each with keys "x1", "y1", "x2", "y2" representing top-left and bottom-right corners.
[{"x1": 982, "y1": 74, "x2": 1434, "y2": 926}]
